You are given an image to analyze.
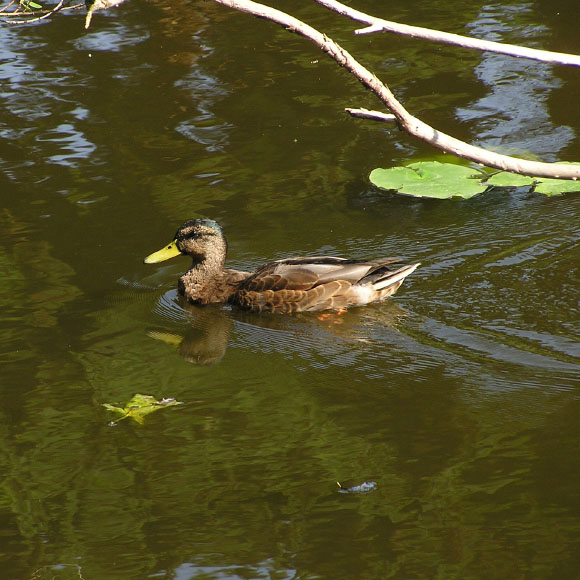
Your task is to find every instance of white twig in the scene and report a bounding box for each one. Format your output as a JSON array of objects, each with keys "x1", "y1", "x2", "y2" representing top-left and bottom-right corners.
[
  {"x1": 345, "y1": 108, "x2": 396, "y2": 123},
  {"x1": 212, "y1": 0, "x2": 580, "y2": 180},
  {"x1": 315, "y1": 0, "x2": 580, "y2": 67}
]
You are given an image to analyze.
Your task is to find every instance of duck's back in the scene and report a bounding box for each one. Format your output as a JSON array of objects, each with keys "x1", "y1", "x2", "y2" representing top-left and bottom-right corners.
[{"x1": 230, "y1": 256, "x2": 410, "y2": 313}]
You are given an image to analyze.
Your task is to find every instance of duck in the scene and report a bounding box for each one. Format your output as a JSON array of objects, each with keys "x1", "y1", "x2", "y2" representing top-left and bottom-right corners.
[{"x1": 144, "y1": 218, "x2": 420, "y2": 314}]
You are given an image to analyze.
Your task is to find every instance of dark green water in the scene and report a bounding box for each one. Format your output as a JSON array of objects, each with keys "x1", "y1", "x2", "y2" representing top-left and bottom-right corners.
[{"x1": 1, "y1": 0, "x2": 579, "y2": 578}]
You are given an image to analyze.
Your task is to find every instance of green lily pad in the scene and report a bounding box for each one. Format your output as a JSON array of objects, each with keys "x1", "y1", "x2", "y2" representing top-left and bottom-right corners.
[
  {"x1": 486, "y1": 172, "x2": 535, "y2": 187},
  {"x1": 535, "y1": 178, "x2": 580, "y2": 196},
  {"x1": 371, "y1": 160, "x2": 580, "y2": 199},
  {"x1": 486, "y1": 163, "x2": 580, "y2": 194},
  {"x1": 370, "y1": 161, "x2": 487, "y2": 199},
  {"x1": 533, "y1": 163, "x2": 580, "y2": 196},
  {"x1": 103, "y1": 394, "x2": 183, "y2": 425}
]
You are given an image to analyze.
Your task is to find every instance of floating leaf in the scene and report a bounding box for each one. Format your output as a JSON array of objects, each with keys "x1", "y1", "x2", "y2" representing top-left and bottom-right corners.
[
  {"x1": 532, "y1": 163, "x2": 580, "y2": 196},
  {"x1": 371, "y1": 160, "x2": 580, "y2": 198},
  {"x1": 103, "y1": 393, "x2": 183, "y2": 425},
  {"x1": 486, "y1": 166, "x2": 580, "y2": 194},
  {"x1": 370, "y1": 161, "x2": 487, "y2": 199},
  {"x1": 486, "y1": 172, "x2": 535, "y2": 187},
  {"x1": 534, "y1": 178, "x2": 580, "y2": 196}
]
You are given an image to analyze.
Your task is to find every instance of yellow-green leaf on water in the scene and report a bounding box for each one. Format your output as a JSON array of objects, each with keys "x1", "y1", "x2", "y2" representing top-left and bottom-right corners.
[{"x1": 103, "y1": 394, "x2": 183, "y2": 425}]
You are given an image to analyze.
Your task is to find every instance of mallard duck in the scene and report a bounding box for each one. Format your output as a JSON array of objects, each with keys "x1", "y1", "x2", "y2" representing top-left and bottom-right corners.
[{"x1": 144, "y1": 218, "x2": 420, "y2": 314}]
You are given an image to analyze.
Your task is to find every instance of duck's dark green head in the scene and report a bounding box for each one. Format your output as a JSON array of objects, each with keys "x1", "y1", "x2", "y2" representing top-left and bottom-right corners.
[
  {"x1": 144, "y1": 218, "x2": 227, "y2": 264},
  {"x1": 176, "y1": 218, "x2": 223, "y2": 242}
]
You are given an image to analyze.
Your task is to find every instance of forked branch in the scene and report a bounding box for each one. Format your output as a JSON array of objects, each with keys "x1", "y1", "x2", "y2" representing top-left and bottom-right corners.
[
  {"x1": 212, "y1": 0, "x2": 580, "y2": 180},
  {"x1": 315, "y1": 0, "x2": 580, "y2": 67}
]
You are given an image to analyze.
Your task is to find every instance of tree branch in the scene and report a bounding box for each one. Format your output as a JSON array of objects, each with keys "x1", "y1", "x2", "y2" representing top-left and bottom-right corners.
[
  {"x1": 315, "y1": 0, "x2": 580, "y2": 67},
  {"x1": 211, "y1": 0, "x2": 580, "y2": 180}
]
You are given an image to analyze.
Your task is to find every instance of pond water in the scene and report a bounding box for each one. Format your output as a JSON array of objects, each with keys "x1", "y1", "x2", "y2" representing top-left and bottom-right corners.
[{"x1": 1, "y1": 0, "x2": 579, "y2": 578}]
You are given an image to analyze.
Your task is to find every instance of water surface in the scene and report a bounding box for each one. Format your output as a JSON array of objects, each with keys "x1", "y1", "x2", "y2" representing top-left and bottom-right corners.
[{"x1": 1, "y1": 0, "x2": 579, "y2": 578}]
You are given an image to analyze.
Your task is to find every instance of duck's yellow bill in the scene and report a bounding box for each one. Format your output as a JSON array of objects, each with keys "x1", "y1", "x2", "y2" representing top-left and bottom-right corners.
[{"x1": 144, "y1": 240, "x2": 181, "y2": 264}]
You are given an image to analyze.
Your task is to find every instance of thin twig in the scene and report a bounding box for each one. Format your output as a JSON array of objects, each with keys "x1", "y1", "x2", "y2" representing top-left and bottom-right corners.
[
  {"x1": 345, "y1": 108, "x2": 396, "y2": 123},
  {"x1": 212, "y1": 0, "x2": 580, "y2": 180},
  {"x1": 0, "y1": 0, "x2": 18, "y2": 14},
  {"x1": 315, "y1": 0, "x2": 580, "y2": 67},
  {"x1": 5, "y1": 0, "x2": 64, "y2": 23},
  {"x1": 1, "y1": 0, "x2": 81, "y2": 23}
]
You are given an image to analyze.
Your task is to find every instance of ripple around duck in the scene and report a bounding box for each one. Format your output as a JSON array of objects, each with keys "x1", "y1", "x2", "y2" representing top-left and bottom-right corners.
[
  {"x1": 485, "y1": 323, "x2": 580, "y2": 359},
  {"x1": 420, "y1": 318, "x2": 578, "y2": 372},
  {"x1": 227, "y1": 303, "x2": 438, "y2": 378},
  {"x1": 151, "y1": 289, "x2": 190, "y2": 325},
  {"x1": 383, "y1": 197, "x2": 580, "y2": 393}
]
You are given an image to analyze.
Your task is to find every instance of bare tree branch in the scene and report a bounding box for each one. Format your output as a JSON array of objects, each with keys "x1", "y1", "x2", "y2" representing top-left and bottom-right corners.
[
  {"x1": 212, "y1": 0, "x2": 580, "y2": 180},
  {"x1": 315, "y1": 0, "x2": 580, "y2": 68}
]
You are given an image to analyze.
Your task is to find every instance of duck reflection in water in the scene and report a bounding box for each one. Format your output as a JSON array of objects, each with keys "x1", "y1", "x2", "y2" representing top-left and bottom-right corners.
[
  {"x1": 147, "y1": 304, "x2": 232, "y2": 366},
  {"x1": 147, "y1": 298, "x2": 411, "y2": 366}
]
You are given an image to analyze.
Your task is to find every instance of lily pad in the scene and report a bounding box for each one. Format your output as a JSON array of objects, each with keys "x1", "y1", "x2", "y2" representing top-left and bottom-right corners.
[
  {"x1": 534, "y1": 163, "x2": 580, "y2": 195},
  {"x1": 103, "y1": 394, "x2": 183, "y2": 425},
  {"x1": 487, "y1": 162, "x2": 580, "y2": 195},
  {"x1": 486, "y1": 172, "x2": 535, "y2": 187},
  {"x1": 534, "y1": 179, "x2": 580, "y2": 196},
  {"x1": 370, "y1": 161, "x2": 486, "y2": 199}
]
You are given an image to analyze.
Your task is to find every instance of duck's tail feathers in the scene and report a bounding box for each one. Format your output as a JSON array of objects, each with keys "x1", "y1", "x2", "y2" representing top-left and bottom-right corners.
[{"x1": 373, "y1": 262, "x2": 421, "y2": 291}]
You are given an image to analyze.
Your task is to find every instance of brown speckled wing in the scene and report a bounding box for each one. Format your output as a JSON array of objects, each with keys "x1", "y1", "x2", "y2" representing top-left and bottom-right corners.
[
  {"x1": 239, "y1": 267, "x2": 319, "y2": 292},
  {"x1": 233, "y1": 280, "x2": 355, "y2": 313}
]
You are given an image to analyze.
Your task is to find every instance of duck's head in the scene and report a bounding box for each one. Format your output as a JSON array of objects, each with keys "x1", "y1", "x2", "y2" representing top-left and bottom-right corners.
[{"x1": 144, "y1": 218, "x2": 227, "y2": 265}]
